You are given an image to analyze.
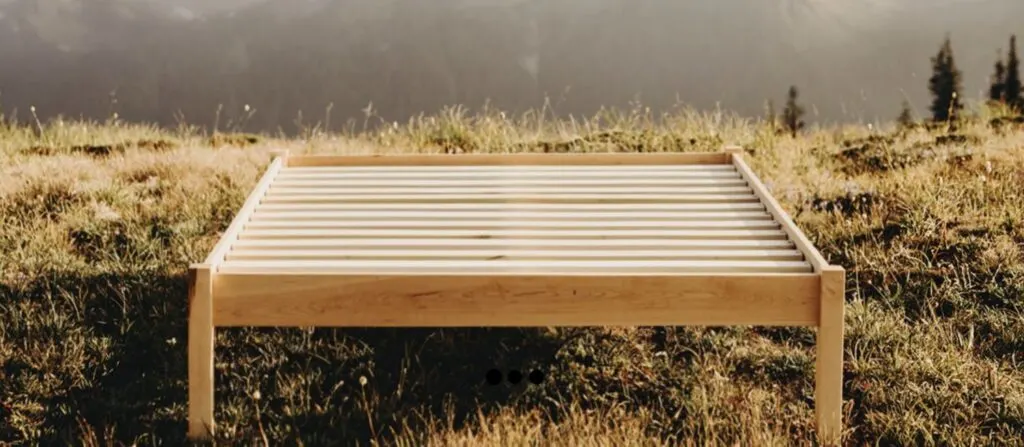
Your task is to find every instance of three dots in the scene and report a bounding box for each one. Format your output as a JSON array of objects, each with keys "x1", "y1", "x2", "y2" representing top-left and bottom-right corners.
[{"x1": 486, "y1": 368, "x2": 544, "y2": 385}]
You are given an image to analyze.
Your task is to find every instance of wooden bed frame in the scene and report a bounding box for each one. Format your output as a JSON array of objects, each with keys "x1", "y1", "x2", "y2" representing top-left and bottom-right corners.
[{"x1": 188, "y1": 146, "x2": 845, "y2": 444}]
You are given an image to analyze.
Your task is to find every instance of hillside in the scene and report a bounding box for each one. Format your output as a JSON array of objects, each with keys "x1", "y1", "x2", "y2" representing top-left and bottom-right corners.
[{"x1": 1, "y1": 106, "x2": 1023, "y2": 445}]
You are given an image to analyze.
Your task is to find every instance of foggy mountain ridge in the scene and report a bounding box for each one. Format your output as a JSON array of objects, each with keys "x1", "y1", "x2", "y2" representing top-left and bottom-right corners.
[{"x1": 0, "y1": 0, "x2": 1021, "y2": 135}]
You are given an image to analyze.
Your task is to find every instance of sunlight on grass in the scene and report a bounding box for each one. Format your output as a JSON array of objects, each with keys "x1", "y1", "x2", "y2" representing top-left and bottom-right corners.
[{"x1": 1, "y1": 104, "x2": 1023, "y2": 445}]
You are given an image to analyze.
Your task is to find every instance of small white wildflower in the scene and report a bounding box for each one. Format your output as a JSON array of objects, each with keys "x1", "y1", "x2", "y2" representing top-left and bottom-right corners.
[
  {"x1": 359, "y1": 376, "x2": 368, "y2": 387},
  {"x1": 166, "y1": 337, "x2": 177, "y2": 346},
  {"x1": 252, "y1": 390, "x2": 261, "y2": 400},
  {"x1": 244, "y1": 104, "x2": 251, "y2": 112},
  {"x1": 30, "y1": 105, "x2": 36, "y2": 113}
]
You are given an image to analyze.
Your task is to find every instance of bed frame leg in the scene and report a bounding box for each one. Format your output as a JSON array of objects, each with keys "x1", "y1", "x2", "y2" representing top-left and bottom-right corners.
[
  {"x1": 816, "y1": 265, "x2": 845, "y2": 446},
  {"x1": 188, "y1": 264, "x2": 215, "y2": 440}
]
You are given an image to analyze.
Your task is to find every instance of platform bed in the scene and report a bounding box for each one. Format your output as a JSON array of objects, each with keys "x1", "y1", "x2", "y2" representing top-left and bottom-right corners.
[{"x1": 188, "y1": 147, "x2": 845, "y2": 444}]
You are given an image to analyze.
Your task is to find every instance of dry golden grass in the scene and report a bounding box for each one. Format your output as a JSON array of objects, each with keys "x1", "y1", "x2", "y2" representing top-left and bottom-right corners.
[{"x1": 1, "y1": 104, "x2": 1023, "y2": 446}]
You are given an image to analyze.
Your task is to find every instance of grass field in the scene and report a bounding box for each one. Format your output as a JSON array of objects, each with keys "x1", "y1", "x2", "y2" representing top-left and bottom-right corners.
[{"x1": 1, "y1": 104, "x2": 1023, "y2": 446}]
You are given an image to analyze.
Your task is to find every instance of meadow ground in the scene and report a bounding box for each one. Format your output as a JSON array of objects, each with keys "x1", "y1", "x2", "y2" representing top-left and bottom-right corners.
[{"x1": 1, "y1": 105, "x2": 1023, "y2": 446}]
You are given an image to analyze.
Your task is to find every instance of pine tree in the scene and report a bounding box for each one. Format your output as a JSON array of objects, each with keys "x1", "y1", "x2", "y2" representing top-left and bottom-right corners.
[
  {"x1": 896, "y1": 100, "x2": 915, "y2": 129},
  {"x1": 928, "y1": 35, "x2": 964, "y2": 123},
  {"x1": 1005, "y1": 35, "x2": 1022, "y2": 111},
  {"x1": 989, "y1": 50, "x2": 1006, "y2": 103},
  {"x1": 782, "y1": 85, "x2": 805, "y2": 138}
]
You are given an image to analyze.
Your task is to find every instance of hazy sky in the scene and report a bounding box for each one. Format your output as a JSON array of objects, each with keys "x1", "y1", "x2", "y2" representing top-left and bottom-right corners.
[{"x1": 0, "y1": 0, "x2": 1021, "y2": 131}]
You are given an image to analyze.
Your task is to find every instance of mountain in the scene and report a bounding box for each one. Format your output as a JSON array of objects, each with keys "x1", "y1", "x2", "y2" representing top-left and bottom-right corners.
[{"x1": 0, "y1": 0, "x2": 1021, "y2": 132}]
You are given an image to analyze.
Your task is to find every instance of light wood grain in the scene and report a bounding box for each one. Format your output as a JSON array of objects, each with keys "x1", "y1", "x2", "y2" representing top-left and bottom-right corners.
[
  {"x1": 275, "y1": 170, "x2": 742, "y2": 180},
  {"x1": 249, "y1": 210, "x2": 775, "y2": 222},
  {"x1": 723, "y1": 145, "x2": 744, "y2": 155},
  {"x1": 224, "y1": 248, "x2": 806, "y2": 261},
  {"x1": 270, "y1": 149, "x2": 290, "y2": 166},
  {"x1": 241, "y1": 219, "x2": 780, "y2": 230},
  {"x1": 254, "y1": 202, "x2": 769, "y2": 212},
  {"x1": 187, "y1": 264, "x2": 214, "y2": 439},
  {"x1": 272, "y1": 178, "x2": 748, "y2": 187},
  {"x1": 217, "y1": 259, "x2": 813, "y2": 274},
  {"x1": 212, "y1": 273, "x2": 820, "y2": 327},
  {"x1": 236, "y1": 228, "x2": 790, "y2": 240},
  {"x1": 286, "y1": 152, "x2": 730, "y2": 166},
  {"x1": 230, "y1": 238, "x2": 798, "y2": 249},
  {"x1": 193, "y1": 149, "x2": 844, "y2": 441},
  {"x1": 283, "y1": 164, "x2": 737, "y2": 172},
  {"x1": 266, "y1": 186, "x2": 755, "y2": 195},
  {"x1": 259, "y1": 193, "x2": 760, "y2": 204},
  {"x1": 816, "y1": 265, "x2": 846, "y2": 445}
]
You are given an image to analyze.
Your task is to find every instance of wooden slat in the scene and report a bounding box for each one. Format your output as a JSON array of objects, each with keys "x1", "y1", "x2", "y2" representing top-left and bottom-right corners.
[
  {"x1": 275, "y1": 170, "x2": 741, "y2": 179},
  {"x1": 218, "y1": 260, "x2": 812, "y2": 274},
  {"x1": 236, "y1": 228, "x2": 789, "y2": 240},
  {"x1": 231, "y1": 238, "x2": 796, "y2": 249},
  {"x1": 203, "y1": 157, "x2": 284, "y2": 267},
  {"x1": 273, "y1": 178, "x2": 747, "y2": 187},
  {"x1": 224, "y1": 248, "x2": 806, "y2": 261},
  {"x1": 731, "y1": 155, "x2": 830, "y2": 271},
  {"x1": 254, "y1": 202, "x2": 768, "y2": 212},
  {"x1": 212, "y1": 273, "x2": 821, "y2": 326},
  {"x1": 285, "y1": 152, "x2": 730, "y2": 167},
  {"x1": 249, "y1": 211, "x2": 775, "y2": 221},
  {"x1": 242, "y1": 219, "x2": 780, "y2": 230},
  {"x1": 282, "y1": 164, "x2": 737, "y2": 172},
  {"x1": 259, "y1": 194, "x2": 760, "y2": 204},
  {"x1": 266, "y1": 186, "x2": 754, "y2": 195}
]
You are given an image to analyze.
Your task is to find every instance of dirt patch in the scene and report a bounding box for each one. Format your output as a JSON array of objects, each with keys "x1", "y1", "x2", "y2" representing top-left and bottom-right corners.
[
  {"x1": 515, "y1": 130, "x2": 721, "y2": 154},
  {"x1": 836, "y1": 132, "x2": 981, "y2": 175},
  {"x1": 432, "y1": 134, "x2": 476, "y2": 154},
  {"x1": 529, "y1": 139, "x2": 587, "y2": 153},
  {"x1": 834, "y1": 134, "x2": 920, "y2": 175},
  {"x1": 933, "y1": 133, "x2": 982, "y2": 146},
  {"x1": 839, "y1": 134, "x2": 898, "y2": 148},
  {"x1": 946, "y1": 152, "x2": 974, "y2": 168},
  {"x1": 954, "y1": 225, "x2": 992, "y2": 238},
  {"x1": 837, "y1": 144, "x2": 921, "y2": 175},
  {"x1": 811, "y1": 191, "x2": 881, "y2": 217},
  {"x1": 22, "y1": 139, "x2": 177, "y2": 157},
  {"x1": 208, "y1": 133, "x2": 261, "y2": 148}
]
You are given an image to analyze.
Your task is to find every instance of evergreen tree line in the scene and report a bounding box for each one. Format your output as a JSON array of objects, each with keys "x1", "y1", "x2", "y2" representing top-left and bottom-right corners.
[{"x1": 774, "y1": 33, "x2": 1023, "y2": 137}]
